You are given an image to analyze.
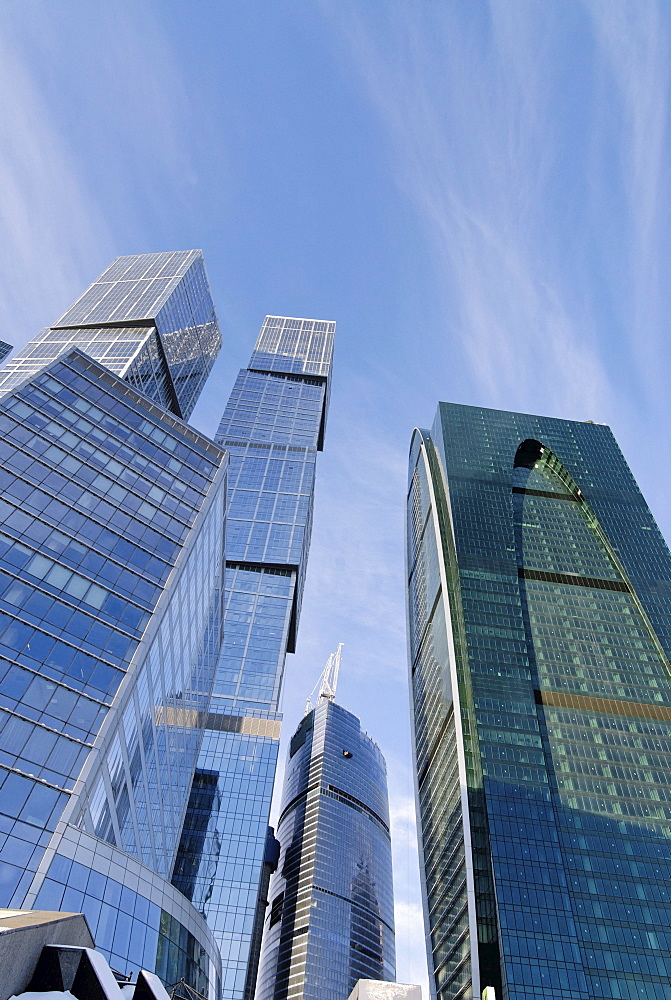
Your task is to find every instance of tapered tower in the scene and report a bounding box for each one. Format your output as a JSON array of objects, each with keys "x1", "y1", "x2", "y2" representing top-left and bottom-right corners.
[{"x1": 256, "y1": 651, "x2": 395, "y2": 1000}]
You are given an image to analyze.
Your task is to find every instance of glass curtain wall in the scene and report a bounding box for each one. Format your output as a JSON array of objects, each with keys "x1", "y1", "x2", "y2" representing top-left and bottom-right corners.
[
  {"x1": 407, "y1": 403, "x2": 671, "y2": 1000},
  {"x1": 255, "y1": 700, "x2": 396, "y2": 1000},
  {"x1": 0, "y1": 250, "x2": 221, "y2": 420},
  {"x1": 172, "y1": 316, "x2": 335, "y2": 1000},
  {"x1": 0, "y1": 350, "x2": 227, "y2": 993},
  {"x1": 0, "y1": 250, "x2": 225, "y2": 995}
]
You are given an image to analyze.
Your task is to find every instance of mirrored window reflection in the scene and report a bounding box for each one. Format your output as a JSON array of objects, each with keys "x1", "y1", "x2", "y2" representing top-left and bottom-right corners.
[
  {"x1": 408, "y1": 406, "x2": 671, "y2": 1000},
  {"x1": 174, "y1": 315, "x2": 335, "y2": 1000},
  {"x1": 0, "y1": 351, "x2": 224, "y2": 916},
  {"x1": 0, "y1": 251, "x2": 221, "y2": 421},
  {"x1": 255, "y1": 702, "x2": 395, "y2": 1000},
  {"x1": 34, "y1": 855, "x2": 211, "y2": 994}
]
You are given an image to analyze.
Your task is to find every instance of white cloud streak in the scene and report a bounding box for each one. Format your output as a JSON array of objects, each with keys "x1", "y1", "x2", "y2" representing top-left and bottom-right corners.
[
  {"x1": 317, "y1": 0, "x2": 671, "y2": 428},
  {"x1": 3, "y1": 5, "x2": 671, "y2": 994},
  {"x1": 585, "y1": 0, "x2": 670, "y2": 407},
  {"x1": 0, "y1": 2, "x2": 200, "y2": 353},
  {"x1": 0, "y1": 30, "x2": 113, "y2": 349}
]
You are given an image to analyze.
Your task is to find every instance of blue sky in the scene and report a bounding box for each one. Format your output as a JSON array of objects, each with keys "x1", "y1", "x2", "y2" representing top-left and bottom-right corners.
[{"x1": 2, "y1": 2, "x2": 671, "y2": 990}]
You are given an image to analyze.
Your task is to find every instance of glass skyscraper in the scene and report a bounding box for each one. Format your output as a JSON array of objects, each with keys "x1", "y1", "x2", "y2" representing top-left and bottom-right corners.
[
  {"x1": 0, "y1": 341, "x2": 12, "y2": 366},
  {"x1": 406, "y1": 402, "x2": 671, "y2": 1000},
  {"x1": 255, "y1": 697, "x2": 396, "y2": 1000},
  {"x1": 0, "y1": 250, "x2": 220, "y2": 420},
  {"x1": 0, "y1": 253, "x2": 226, "y2": 995},
  {"x1": 171, "y1": 316, "x2": 336, "y2": 1000}
]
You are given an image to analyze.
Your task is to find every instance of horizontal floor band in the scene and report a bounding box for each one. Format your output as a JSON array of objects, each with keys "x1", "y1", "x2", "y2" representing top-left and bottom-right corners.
[
  {"x1": 324, "y1": 783, "x2": 390, "y2": 833},
  {"x1": 0, "y1": 705, "x2": 93, "y2": 747},
  {"x1": 512, "y1": 486, "x2": 578, "y2": 501},
  {"x1": 0, "y1": 759, "x2": 71, "y2": 794},
  {"x1": 226, "y1": 560, "x2": 296, "y2": 576},
  {"x1": 156, "y1": 706, "x2": 282, "y2": 739},
  {"x1": 277, "y1": 782, "x2": 320, "y2": 828},
  {"x1": 535, "y1": 689, "x2": 671, "y2": 721},
  {"x1": 519, "y1": 567, "x2": 628, "y2": 592},
  {"x1": 313, "y1": 884, "x2": 395, "y2": 934}
]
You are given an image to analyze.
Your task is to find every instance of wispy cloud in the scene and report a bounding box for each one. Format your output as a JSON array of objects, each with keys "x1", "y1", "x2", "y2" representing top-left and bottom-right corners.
[
  {"x1": 0, "y1": 2, "x2": 200, "y2": 352},
  {"x1": 585, "y1": 0, "x2": 670, "y2": 408},
  {"x1": 302, "y1": 407, "x2": 406, "y2": 646},
  {"x1": 317, "y1": 0, "x2": 671, "y2": 427},
  {"x1": 389, "y1": 788, "x2": 429, "y2": 995},
  {"x1": 0, "y1": 29, "x2": 113, "y2": 348},
  {"x1": 394, "y1": 900, "x2": 430, "y2": 993}
]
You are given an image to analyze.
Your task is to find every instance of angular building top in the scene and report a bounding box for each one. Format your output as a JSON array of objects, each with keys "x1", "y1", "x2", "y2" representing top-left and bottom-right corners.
[
  {"x1": 214, "y1": 313, "x2": 336, "y2": 669},
  {"x1": 0, "y1": 251, "x2": 221, "y2": 420},
  {"x1": 250, "y1": 315, "x2": 335, "y2": 380},
  {"x1": 223, "y1": 314, "x2": 336, "y2": 454}
]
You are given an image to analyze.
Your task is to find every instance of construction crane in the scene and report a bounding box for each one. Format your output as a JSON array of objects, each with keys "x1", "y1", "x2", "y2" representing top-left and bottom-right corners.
[{"x1": 304, "y1": 643, "x2": 344, "y2": 716}]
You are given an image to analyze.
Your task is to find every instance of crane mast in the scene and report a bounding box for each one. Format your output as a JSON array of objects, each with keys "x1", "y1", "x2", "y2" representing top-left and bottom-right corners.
[{"x1": 304, "y1": 643, "x2": 344, "y2": 715}]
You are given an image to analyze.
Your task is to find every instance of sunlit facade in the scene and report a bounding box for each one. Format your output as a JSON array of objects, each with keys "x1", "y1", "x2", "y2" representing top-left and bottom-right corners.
[
  {"x1": 172, "y1": 316, "x2": 336, "y2": 1000},
  {"x1": 0, "y1": 250, "x2": 220, "y2": 420},
  {"x1": 255, "y1": 700, "x2": 396, "y2": 1000},
  {"x1": 407, "y1": 403, "x2": 671, "y2": 1000},
  {"x1": 0, "y1": 254, "x2": 226, "y2": 996}
]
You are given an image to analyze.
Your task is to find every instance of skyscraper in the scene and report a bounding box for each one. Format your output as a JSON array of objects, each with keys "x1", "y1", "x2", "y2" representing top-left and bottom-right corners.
[
  {"x1": 255, "y1": 655, "x2": 396, "y2": 1000},
  {"x1": 0, "y1": 341, "x2": 12, "y2": 366},
  {"x1": 0, "y1": 250, "x2": 220, "y2": 419},
  {"x1": 406, "y1": 403, "x2": 671, "y2": 1000},
  {"x1": 171, "y1": 316, "x2": 336, "y2": 1000},
  {"x1": 0, "y1": 253, "x2": 226, "y2": 995}
]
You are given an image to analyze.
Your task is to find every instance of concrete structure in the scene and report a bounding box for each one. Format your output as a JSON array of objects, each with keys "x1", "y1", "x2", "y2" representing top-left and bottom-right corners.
[
  {"x1": 1, "y1": 915, "x2": 172, "y2": 1000},
  {"x1": 347, "y1": 982, "x2": 422, "y2": 1000},
  {"x1": 0, "y1": 908, "x2": 94, "y2": 1000}
]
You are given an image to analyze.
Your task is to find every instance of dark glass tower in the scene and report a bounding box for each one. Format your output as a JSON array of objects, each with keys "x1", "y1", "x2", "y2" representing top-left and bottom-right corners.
[
  {"x1": 0, "y1": 341, "x2": 12, "y2": 366},
  {"x1": 172, "y1": 316, "x2": 336, "y2": 1000},
  {"x1": 0, "y1": 250, "x2": 220, "y2": 420},
  {"x1": 407, "y1": 403, "x2": 671, "y2": 1000},
  {"x1": 0, "y1": 254, "x2": 226, "y2": 995},
  {"x1": 255, "y1": 694, "x2": 396, "y2": 1000}
]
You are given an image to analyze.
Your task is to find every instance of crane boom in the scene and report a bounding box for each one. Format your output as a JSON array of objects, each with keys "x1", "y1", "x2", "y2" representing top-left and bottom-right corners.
[{"x1": 303, "y1": 643, "x2": 345, "y2": 715}]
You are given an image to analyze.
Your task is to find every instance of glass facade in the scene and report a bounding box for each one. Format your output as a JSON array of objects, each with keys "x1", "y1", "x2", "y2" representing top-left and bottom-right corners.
[
  {"x1": 24, "y1": 825, "x2": 222, "y2": 996},
  {"x1": 0, "y1": 341, "x2": 12, "y2": 366},
  {"x1": 0, "y1": 295, "x2": 227, "y2": 993},
  {"x1": 0, "y1": 250, "x2": 221, "y2": 420},
  {"x1": 407, "y1": 403, "x2": 671, "y2": 1000},
  {"x1": 172, "y1": 315, "x2": 336, "y2": 1000},
  {"x1": 255, "y1": 699, "x2": 396, "y2": 1000}
]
